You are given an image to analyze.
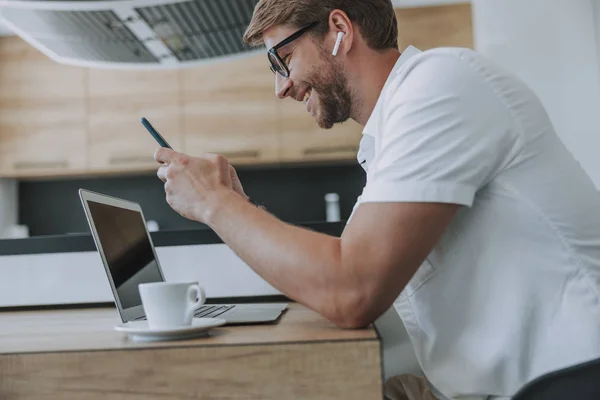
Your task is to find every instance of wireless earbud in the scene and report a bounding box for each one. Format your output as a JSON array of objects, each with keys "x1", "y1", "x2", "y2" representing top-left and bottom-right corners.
[{"x1": 332, "y1": 32, "x2": 344, "y2": 56}]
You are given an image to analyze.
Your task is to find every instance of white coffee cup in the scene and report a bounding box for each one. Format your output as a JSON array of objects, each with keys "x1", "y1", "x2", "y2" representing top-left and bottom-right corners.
[{"x1": 138, "y1": 282, "x2": 206, "y2": 330}]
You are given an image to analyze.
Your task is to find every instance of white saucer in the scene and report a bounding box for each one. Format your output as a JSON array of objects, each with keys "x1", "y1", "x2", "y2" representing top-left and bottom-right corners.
[{"x1": 115, "y1": 318, "x2": 226, "y2": 342}]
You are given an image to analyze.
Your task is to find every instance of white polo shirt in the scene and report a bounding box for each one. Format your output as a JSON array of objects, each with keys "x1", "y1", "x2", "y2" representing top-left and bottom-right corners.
[{"x1": 355, "y1": 46, "x2": 600, "y2": 399}]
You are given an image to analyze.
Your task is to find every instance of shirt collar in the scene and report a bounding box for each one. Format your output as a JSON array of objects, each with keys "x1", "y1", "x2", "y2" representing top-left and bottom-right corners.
[{"x1": 363, "y1": 45, "x2": 422, "y2": 135}]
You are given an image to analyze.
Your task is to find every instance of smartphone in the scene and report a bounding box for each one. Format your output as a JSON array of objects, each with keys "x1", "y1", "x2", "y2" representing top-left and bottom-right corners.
[{"x1": 141, "y1": 117, "x2": 172, "y2": 149}]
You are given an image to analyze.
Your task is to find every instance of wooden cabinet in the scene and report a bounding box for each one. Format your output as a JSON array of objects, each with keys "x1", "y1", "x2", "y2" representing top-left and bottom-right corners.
[
  {"x1": 181, "y1": 54, "x2": 279, "y2": 166},
  {"x1": 278, "y1": 100, "x2": 363, "y2": 163},
  {"x1": 87, "y1": 69, "x2": 182, "y2": 173},
  {"x1": 0, "y1": 38, "x2": 87, "y2": 178}
]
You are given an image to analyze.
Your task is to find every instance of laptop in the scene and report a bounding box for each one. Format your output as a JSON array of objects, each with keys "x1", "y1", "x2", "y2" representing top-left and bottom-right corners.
[{"x1": 79, "y1": 189, "x2": 287, "y2": 325}]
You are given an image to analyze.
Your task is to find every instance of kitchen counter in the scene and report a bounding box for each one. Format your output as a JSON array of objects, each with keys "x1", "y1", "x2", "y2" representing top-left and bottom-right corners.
[{"x1": 0, "y1": 221, "x2": 345, "y2": 256}]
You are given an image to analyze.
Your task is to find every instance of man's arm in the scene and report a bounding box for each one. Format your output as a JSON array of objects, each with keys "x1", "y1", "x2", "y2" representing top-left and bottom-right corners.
[
  {"x1": 155, "y1": 148, "x2": 459, "y2": 329},
  {"x1": 204, "y1": 188, "x2": 459, "y2": 328}
]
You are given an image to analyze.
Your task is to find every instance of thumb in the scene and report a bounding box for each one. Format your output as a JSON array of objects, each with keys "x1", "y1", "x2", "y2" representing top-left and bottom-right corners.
[{"x1": 154, "y1": 147, "x2": 176, "y2": 164}]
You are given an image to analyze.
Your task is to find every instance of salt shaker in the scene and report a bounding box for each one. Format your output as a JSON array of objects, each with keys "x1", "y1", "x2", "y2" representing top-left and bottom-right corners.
[{"x1": 324, "y1": 193, "x2": 341, "y2": 222}]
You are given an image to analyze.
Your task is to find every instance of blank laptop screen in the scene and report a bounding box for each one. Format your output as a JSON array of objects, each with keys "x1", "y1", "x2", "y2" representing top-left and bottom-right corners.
[{"x1": 87, "y1": 201, "x2": 163, "y2": 309}]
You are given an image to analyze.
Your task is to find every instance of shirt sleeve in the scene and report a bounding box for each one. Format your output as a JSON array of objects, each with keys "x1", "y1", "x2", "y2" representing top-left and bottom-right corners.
[{"x1": 361, "y1": 50, "x2": 519, "y2": 207}]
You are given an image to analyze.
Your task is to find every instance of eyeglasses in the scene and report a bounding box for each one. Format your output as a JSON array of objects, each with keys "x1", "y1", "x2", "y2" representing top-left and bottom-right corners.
[{"x1": 268, "y1": 21, "x2": 319, "y2": 78}]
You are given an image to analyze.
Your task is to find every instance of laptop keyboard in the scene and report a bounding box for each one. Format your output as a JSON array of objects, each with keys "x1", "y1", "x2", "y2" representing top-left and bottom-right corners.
[
  {"x1": 134, "y1": 305, "x2": 235, "y2": 321},
  {"x1": 194, "y1": 304, "x2": 235, "y2": 318}
]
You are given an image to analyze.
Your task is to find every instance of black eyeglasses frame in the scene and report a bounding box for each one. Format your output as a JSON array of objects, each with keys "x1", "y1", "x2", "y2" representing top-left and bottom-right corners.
[{"x1": 267, "y1": 21, "x2": 320, "y2": 77}]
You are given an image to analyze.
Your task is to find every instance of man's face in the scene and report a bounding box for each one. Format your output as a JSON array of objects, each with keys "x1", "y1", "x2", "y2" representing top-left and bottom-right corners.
[{"x1": 264, "y1": 25, "x2": 354, "y2": 129}]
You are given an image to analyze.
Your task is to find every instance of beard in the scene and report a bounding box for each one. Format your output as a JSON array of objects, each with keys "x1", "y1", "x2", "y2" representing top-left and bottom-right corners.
[{"x1": 303, "y1": 54, "x2": 354, "y2": 129}]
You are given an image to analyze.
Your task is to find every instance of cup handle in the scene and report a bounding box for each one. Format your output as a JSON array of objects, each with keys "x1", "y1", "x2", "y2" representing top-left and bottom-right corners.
[{"x1": 185, "y1": 284, "x2": 206, "y2": 323}]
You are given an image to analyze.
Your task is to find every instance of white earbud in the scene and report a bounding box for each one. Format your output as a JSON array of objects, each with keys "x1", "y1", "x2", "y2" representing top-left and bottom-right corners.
[{"x1": 332, "y1": 32, "x2": 344, "y2": 56}]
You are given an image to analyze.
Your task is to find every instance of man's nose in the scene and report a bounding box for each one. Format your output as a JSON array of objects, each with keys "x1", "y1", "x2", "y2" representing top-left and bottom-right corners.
[{"x1": 275, "y1": 73, "x2": 293, "y2": 100}]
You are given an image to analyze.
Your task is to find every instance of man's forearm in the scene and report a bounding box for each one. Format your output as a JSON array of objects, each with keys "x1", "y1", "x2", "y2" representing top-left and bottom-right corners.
[{"x1": 203, "y1": 191, "x2": 363, "y2": 327}]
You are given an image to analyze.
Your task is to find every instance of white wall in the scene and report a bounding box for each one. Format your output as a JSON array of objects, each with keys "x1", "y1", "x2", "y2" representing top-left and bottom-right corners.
[
  {"x1": 0, "y1": 21, "x2": 12, "y2": 36},
  {"x1": 472, "y1": 0, "x2": 600, "y2": 187},
  {"x1": 595, "y1": 0, "x2": 600, "y2": 67}
]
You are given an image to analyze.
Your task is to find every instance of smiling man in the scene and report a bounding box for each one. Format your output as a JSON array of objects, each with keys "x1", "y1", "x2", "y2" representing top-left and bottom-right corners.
[{"x1": 154, "y1": 1, "x2": 600, "y2": 399}]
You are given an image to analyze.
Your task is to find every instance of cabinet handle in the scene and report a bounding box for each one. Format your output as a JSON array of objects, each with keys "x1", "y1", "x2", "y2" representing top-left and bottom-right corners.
[
  {"x1": 303, "y1": 146, "x2": 357, "y2": 156},
  {"x1": 13, "y1": 161, "x2": 69, "y2": 169},
  {"x1": 109, "y1": 156, "x2": 156, "y2": 165},
  {"x1": 219, "y1": 150, "x2": 260, "y2": 159},
  {"x1": 110, "y1": 152, "x2": 259, "y2": 165}
]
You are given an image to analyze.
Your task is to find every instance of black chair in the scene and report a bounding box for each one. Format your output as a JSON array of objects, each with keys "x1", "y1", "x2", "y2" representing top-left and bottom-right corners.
[{"x1": 511, "y1": 357, "x2": 600, "y2": 400}]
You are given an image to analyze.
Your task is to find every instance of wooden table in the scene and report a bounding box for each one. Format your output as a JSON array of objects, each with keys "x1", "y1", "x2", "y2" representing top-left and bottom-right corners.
[{"x1": 0, "y1": 303, "x2": 383, "y2": 399}]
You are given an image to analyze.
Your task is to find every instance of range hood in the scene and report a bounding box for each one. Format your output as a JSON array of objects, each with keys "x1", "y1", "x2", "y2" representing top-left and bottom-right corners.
[{"x1": 0, "y1": 0, "x2": 262, "y2": 69}]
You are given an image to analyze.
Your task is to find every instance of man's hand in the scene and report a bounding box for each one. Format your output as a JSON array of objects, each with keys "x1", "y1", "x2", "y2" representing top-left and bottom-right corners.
[{"x1": 154, "y1": 148, "x2": 247, "y2": 222}]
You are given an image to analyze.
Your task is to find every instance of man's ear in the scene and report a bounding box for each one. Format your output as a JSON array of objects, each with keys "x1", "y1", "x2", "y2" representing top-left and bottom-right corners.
[{"x1": 328, "y1": 9, "x2": 353, "y2": 57}]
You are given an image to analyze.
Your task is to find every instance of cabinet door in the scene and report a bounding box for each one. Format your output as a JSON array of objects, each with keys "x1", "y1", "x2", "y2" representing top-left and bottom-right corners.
[
  {"x1": 87, "y1": 69, "x2": 182, "y2": 173},
  {"x1": 0, "y1": 37, "x2": 87, "y2": 178},
  {"x1": 279, "y1": 99, "x2": 363, "y2": 163},
  {"x1": 181, "y1": 53, "x2": 279, "y2": 166}
]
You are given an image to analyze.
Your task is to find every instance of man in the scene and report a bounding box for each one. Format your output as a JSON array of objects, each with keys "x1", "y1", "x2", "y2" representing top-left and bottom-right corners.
[{"x1": 154, "y1": 0, "x2": 600, "y2": 399}]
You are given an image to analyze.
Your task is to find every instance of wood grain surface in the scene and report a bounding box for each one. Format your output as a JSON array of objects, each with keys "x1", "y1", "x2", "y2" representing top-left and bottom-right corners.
[
  {"x1": 0, "y1": 303, "x2": 383, "y2": 399},
  {"x1": 0, "y1": 303, "x2": 377, "y2": 354}
]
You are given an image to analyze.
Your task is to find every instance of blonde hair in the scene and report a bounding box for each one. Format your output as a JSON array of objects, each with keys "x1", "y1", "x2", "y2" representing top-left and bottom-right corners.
[{"x1": 243, "y1": 0, "x2": 398, "y2": 51}]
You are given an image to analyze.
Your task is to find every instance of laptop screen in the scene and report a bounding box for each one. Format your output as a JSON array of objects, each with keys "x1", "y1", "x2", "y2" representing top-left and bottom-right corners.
[{"x1": 87, "y1": 201, "x2": 163, "y2": 309}]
